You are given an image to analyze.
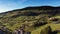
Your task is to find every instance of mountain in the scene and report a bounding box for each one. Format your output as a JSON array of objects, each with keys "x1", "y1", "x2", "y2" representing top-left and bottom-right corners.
[
  {"x1": 0, "y1": 6, "x2": 60, "y2": 34},
  {"x1": 0, "y1": 6, "x2": 60, "y2": 18}
]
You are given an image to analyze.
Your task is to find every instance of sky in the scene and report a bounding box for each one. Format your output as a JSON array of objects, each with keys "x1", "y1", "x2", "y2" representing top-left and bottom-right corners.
[{"x1": 0, "y1": 0, "x2": 60, "y2": 13}]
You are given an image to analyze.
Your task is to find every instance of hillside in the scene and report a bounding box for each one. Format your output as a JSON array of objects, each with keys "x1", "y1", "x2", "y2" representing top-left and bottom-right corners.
[{"x1": 0, "y1": 6, "x2": 60, "y2": 34}]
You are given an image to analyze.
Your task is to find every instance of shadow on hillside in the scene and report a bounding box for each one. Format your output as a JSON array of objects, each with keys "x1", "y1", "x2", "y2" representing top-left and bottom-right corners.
[
  {"x1": 34, "y1": 22, "x2": 47, "y2": 27},
  {"x1": 51, "y1": 30, "x2": 58, "y2": 34},
  {"x1": 10, "y1": 13, "x2": 40, "y2": 18}
]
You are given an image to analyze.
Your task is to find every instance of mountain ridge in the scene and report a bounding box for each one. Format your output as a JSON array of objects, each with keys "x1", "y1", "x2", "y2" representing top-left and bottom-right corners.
[{"x1": 1, "y1": 6, "x2": 60, "y2": 14}]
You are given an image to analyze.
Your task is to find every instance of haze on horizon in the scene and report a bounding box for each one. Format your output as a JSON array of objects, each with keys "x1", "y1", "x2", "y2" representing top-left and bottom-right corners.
[{"x1": 0, "y1": 0, "x2": 60, "y2": 13}]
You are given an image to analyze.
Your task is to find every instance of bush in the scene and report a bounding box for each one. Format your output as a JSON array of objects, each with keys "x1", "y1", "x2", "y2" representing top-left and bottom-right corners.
[{"x1": 40, "y1": 26, "x2": 51, "y2": 34}]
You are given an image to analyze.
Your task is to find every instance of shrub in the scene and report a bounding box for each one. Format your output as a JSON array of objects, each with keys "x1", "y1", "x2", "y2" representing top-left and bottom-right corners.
[{"x1": 40, "y1": 26, "x2": 51, "y2": 34}]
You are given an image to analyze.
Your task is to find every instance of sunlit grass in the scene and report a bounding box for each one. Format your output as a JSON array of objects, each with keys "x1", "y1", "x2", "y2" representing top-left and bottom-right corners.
[{"x1": 31, "y1": 24, "x2": 60, "y2": 34}]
